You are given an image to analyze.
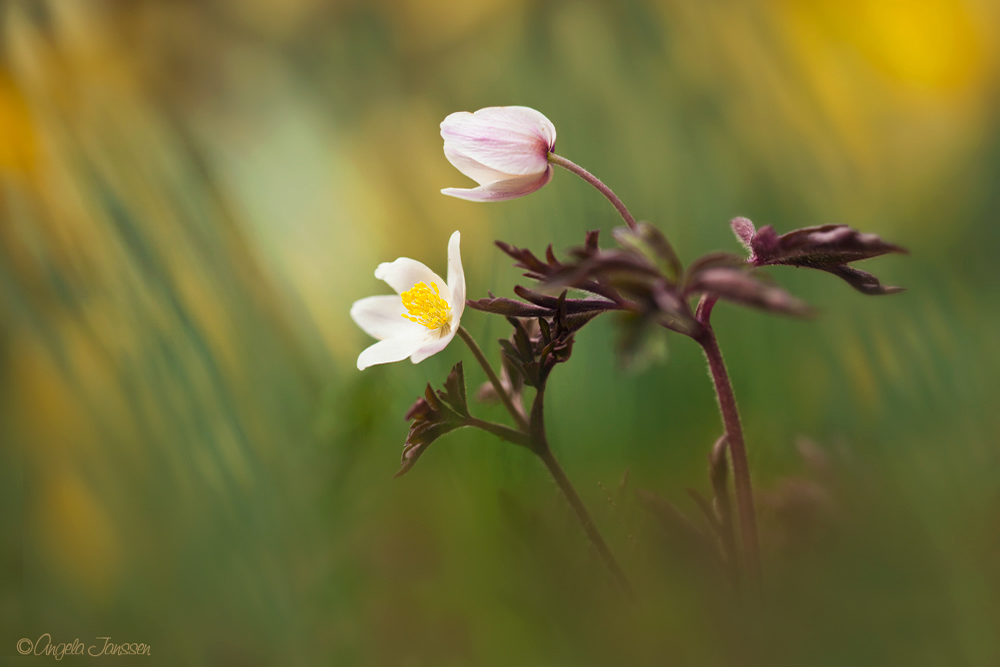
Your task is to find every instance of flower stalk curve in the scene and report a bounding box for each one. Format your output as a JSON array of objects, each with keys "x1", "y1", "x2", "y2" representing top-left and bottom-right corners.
[{"x1": 547, "y1": 153, "x2": 638, "y2": 231}]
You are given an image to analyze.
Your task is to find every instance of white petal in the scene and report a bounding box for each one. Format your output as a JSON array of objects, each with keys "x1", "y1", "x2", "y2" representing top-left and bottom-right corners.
[
  {"x1": 440, "y1": 106, "x2": 555, "y2": 178},
  {"x1": 350, "y1": 295, "x2": 426, "y2": 341},
  {"x1": 374, "y1": 257, "x2": 452, "y2": 303},
  {"x1": 410, "y1": 329, "x2": 458, "y2": 364},
  {"x1": 357, "y1": 333, "x2": 432, "y2": 370},
  {"x1": 446, "y1": 231, "x2": 465, "y2": 325},
  {"x1": 443, "y1": 147, "x2": 505, "y2": 186},
  {"x1": 440, "y1": 168, "x2": 552, "y2": 202}
]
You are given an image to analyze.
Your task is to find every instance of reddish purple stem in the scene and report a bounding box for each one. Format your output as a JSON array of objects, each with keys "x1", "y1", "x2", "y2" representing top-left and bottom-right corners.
[
  {"x1": 548, "y1": 153, "x2": 638, "y2": 231},
  {"x1": 695, "y1": 295, "x2": 761, "y2": 578}
]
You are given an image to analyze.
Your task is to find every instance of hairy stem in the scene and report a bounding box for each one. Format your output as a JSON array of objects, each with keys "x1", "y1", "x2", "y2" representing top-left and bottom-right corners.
[
  {"x1": 530, "y1": 390, "x2": 634, "y2": 597},
  {"x1": 458, "y1": 326, "x2": 529, "y2": 432},
  {"x1": 695, "y1": 297, "x2": 761, "y2": 579},
  {"x1": 548, "y1": 153, "x2": 638, "y2": 231}
]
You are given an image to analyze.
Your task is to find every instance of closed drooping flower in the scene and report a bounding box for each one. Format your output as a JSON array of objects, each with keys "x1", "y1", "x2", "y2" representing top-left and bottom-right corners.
[
  {"x1": 350, "y1": 231, "x2": 465, "y2": 370},
  {"x1": 440, "y1": 106, "x2": 557, "y2": 202}
]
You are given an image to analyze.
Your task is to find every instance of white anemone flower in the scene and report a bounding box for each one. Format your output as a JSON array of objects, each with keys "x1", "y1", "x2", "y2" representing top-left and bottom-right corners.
[
  {"x1": 440, "y1": 106, "x2": 556, "y2": 202},
  {"x1": 350, "y1": 231, "x2": 465, "y2": 370}
]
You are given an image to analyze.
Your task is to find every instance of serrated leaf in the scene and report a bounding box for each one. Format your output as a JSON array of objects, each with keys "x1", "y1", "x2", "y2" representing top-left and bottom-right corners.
[
  {"x1": 397, "y1": 364, "x2": 471, "y2": 477},
  {"x1": 441, "y1": 362, "x2": 469, "y2": 417}
]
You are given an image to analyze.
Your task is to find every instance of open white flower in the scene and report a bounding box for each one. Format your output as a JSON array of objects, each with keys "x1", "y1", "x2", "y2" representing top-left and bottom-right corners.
[
  {"x1": 440, "y1": 106, "x2": 556, "y2": 202},
  {"x1": 350, "y1": 231, "x2": 465, "y2": 370}
]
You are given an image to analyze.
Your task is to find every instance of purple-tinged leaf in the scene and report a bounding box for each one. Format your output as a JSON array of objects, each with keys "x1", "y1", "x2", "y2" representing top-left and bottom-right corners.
[
  {"x1": 545, "y1": 252, "x2": 661, "y2": 294},
  {"x1": 396, "y1": 363, "x2": 470, "y2": 477},
  {"x1": 513, "y1": 319, "x2": 533, "y2": 360},
  {"x1": 496, "y1": 232, "x2": 633, "y2": 304},
  {"x1": 684, "y1": 252, "x2": 747, "y2": 287},
  {"x1": 750, "y1": 224, "x2": 907, "y2": 268},
  {"x1": 498, "y1": 338, "x2": 522, "y2": 367},
  {"x1": 397, "y1": 416, "x2": 460, "y2": 477},
  {"x1": 512, "y1": 286, "x2": 620, "y2": 314},
  {"x1": 817, "y1": 266, "x2": 905, "y2": 296},
  {"x1": 649, "y1": 281, "x2": 700, "y2": 335},
  {"x1": 467, "y1": 296, "x2": 551, "y2": 318},
  {"x1": 731, "y1": 217, "x2": 756, "y2": 251},
  {"x1": 495, "y1": 240, "x2": 558, "y2": 276},
  {"x1": 396, "y1": 440, "x2": 431, "y2": 478},
  {"x1": 649, "y1": 281, "x2": 688, "y2": 319},
  {"x1": 545, "y1": 245, "x2": 558, "y2": 265},
  {"x1": 686, "y1": 268, "x2": 814, "y2": 318},
  {"x1": 735, "y1": 223, "x2": 907, "y2": 296},
  {"x1": 422, "y1": 382, "x2": 443, "y2": 413},
  {"x1": 442, "y1": 362, "x2": 469, "y2": 417}
]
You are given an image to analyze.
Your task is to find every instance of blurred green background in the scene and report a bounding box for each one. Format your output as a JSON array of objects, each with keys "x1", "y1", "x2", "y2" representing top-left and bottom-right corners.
[{"x1": 1, "y1": 0, "x2": 998, "y2": 664}]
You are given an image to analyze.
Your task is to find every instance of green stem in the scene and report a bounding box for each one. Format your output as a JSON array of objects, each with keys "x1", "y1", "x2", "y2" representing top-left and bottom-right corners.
[
  {"x1": 466, "y1": 417, "x2": 531, "y2": 448},
  {"x1": 457, "y1": 326, "x2": 529, "y2": 432},
  {"x1": 548, "y1": 153, "x2": 638, "y2": 231},
  {"x1": 530, "y1": 390, "x2": 634, "y2": 598}
]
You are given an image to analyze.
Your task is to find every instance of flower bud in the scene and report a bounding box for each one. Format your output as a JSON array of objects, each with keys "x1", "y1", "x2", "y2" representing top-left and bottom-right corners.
[{"x1": 440, "y1": 106, "x2": 556, "y2": 202}]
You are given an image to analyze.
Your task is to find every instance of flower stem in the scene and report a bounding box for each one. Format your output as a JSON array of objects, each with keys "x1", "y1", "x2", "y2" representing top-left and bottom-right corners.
[
  {"x1": 466, "y1": 417, "x2": 532, "y2": 448},
  {"x1": 548, "y1": 153, "x2": 638, "y2": 231},
  {"x1": 457, "y1": 326, "x2": 529, "y2": 432},
  {"x1": 694, "y1": 296, "x2": 760, "y2": 579},
  {"x1": 530, "y1": 390, "x2": 634, "y2": 598},
  {"x1": 458, "y1": 328, "x2": 631, "y2": 595}
]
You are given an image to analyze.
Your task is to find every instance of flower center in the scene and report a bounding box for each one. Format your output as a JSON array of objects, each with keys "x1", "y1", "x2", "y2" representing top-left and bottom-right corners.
[{"x1": 400, "y1": 282, "x2": 451, "y2": 330}]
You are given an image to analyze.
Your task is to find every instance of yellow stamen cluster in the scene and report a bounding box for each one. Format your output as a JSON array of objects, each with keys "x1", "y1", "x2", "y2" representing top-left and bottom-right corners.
[{"x1": 400, "y1": 282, "x2": 451, "y2": 330}]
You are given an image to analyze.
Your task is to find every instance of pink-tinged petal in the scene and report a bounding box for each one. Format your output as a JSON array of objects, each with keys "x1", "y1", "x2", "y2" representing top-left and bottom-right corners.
[
  {"x1": 374, "y1": 258, "x2": 452, "y2": 303},
  {"x1": 350, "y1": 295, "x2": 426, "y2": 341},
  {"x1": 444, "y1": 106, "x2": 556, "y2": 150},
  {"x1": 410, "y1": 329, "x2": 457, "y2": 364},
  {"x1": 441, "y1": 106, "x2": 555, "y2": 178},
  {"x1": 440, "y1": 168, "x2": 552, "y2": 202},
  {"x1": 446, "y1": 231, "x2": 465, "y2": 323},
  {"x1": 443, "y1": 147, "x2": 506, "y2": 186},
  {"x1": 357, "y1": 333, "x2": 432, "y2": 370},
  {"x1": 442, "y1": 137, "x2": 546, "y2": 180}
]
